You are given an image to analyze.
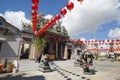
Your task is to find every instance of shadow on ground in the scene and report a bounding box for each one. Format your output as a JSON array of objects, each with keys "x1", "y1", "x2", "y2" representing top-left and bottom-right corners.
[{"x1": 0, "y1": 73, "x2": 45, "y2": 80}]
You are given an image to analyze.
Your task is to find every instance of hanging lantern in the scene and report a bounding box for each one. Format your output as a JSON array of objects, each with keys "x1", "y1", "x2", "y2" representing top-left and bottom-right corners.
[
  {"x1": 32, "y1": 23, "x2": 36, "y2": 33},
  {"x1": 60, "y1": 8, "x2": 67, "y2": 17},
  {"x1": 112, "y1": 40, "x2": 114, "y2": 42},
  {"x1": 102, "y1": 40, "x2": 105, "y2": 43},
  {"x1": 51, "y1": 17, "x2": 56, "y2": 25},
  {"x1": 32, "y1": 0, "x2": 39, "y2": 4},
  {"x1": 107, "y1": 40, "x2": 109, "y2": 42},
  {"x1": 116, "y1": 43, "x2": 118, "y2": 45},
  {"x1": 66, "y1": 2, "x2": 74, "y2": 11},
  {"x1": 99, "y1": 40, "x2": 101, "y2": 43},
  {"x1": 32, "y1": 15, "x2": 37, "y2": 20},
  {"x1": 111, "y1": 43, "x2": 114, "y2": 45},
  {"x1": 55, "y1": 14, "x2": 61, "y2": 21},
  {"x1": 31, "y1": 10, "x2": 37, "y2": 16},
  {"x1": 77, "y1": 0, "x2": 84, "y2": 4},
  {"x1": 95, "y1": 40, "x2": 97, "y2": 42},
  {"x1": 116, "y1": 39, "x2": 119, "y2": 42},
  {"x1": 32, "y1": 4, "x2": 38, "y2": 10},
  {"x1": 91, "y1": 40, "x2": 93, "y2": 43}
]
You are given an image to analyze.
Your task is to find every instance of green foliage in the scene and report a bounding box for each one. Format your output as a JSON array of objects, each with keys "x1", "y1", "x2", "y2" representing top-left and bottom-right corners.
[
  {"x1": 7, "y1": 61, "x2": 12, "y2": 64},
  {"x1": 34, "y1": 37, "x2": 46, "y2": 49}
]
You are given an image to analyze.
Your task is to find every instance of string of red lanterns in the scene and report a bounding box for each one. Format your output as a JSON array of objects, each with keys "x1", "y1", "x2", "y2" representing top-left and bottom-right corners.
[
  {"x1": 69, "y1": 39, "x2": 120, "y2": 45},
  {"x1": 31, "y1": 0, "x2": 84, "y2": 36},
  {"x1": 31, "y1": 0, "x2": 39, "y2": 33}
]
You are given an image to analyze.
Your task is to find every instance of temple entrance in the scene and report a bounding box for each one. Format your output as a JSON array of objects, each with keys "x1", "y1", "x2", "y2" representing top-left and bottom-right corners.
[
  {"x1": 68, "y1": 49, "x2": 72, "y2": 59},
  {"x1": 20, "y1": 43, "x2": 31, "y2": 59}
]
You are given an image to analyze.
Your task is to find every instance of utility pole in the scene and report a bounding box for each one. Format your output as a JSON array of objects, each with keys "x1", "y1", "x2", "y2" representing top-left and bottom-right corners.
[
  {"x1": 93, "y1": 32, "x2": 99, "y2": 60},
  {"x1": 93, "y1": 32, "x2": 96, "y2": 40}
]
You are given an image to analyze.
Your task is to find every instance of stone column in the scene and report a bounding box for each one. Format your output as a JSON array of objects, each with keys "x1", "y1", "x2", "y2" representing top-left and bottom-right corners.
[
  {"x1": 61, "y1": 44, "x2": 63, "y2": 59},
  {"x1": 63, "y1": 45, "x2": 68, "y2": 59},
  {"x1": 56, "y1": 41, "x2": 58, "y2": 59}
]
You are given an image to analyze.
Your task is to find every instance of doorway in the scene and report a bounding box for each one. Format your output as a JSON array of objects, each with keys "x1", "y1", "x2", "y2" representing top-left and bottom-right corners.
[
  {"x1": 20, "y1": 43, "x2": 30, "y2": 59},
  {"x1": 68, "y1": 49, "x2": 72, "y2": 59}
]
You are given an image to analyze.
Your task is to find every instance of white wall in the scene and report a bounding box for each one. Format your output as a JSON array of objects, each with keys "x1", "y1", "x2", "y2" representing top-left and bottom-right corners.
[{"x1": 0, "y1": 38, "x2": 20, "y2": 59}]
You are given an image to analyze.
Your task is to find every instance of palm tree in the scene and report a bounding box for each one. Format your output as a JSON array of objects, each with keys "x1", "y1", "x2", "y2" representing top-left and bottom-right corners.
[{"x1": 34, "y1": 36, "x2": 46, "y2": 62}]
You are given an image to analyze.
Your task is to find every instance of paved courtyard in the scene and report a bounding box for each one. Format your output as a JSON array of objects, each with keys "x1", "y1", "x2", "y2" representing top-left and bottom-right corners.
[{"x1": 0, "y1": 59, "x2": 120, "y2": 80}]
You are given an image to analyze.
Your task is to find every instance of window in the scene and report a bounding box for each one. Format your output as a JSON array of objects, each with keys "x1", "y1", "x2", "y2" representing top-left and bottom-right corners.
[{"x1": 0, "y1": 19, "x2": 3, "y2": 25}]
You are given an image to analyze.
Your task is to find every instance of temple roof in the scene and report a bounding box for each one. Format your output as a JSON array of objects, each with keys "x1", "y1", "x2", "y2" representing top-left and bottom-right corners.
[
  {"x1": 22, "y1": 13, "x2": 69, "y2": 39},
  {"x1": 0, "y1": 16, "x2": 20, "y2": 32}
]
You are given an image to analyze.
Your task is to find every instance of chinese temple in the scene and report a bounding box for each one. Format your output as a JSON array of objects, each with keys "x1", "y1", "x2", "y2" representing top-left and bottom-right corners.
[{"x1": 20, "y1": 13, "x2": 69, "y2": 60}]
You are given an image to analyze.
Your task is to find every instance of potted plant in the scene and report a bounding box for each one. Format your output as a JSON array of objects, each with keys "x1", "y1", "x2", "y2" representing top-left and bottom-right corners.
[{"x1": 6, "y1": 61, "x2": 14, "y2": 73}]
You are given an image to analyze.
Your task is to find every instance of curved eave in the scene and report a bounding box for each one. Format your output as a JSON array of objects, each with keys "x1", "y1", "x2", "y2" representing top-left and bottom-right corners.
[
  {"x1": 0, "y1": 16, "x2": 20, "y2": 32},
  {"x1": 45, "y1": 30, "x2": 69, "y2": 39}
]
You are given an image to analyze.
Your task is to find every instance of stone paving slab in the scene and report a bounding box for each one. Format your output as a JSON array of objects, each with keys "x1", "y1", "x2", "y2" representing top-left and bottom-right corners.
[{"x1": 0, "y1": 59, "x2": 120, "y2": 80}]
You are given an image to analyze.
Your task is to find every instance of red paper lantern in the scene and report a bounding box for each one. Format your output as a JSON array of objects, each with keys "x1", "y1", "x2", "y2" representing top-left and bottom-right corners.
[
  {"x1": 51, "y1": 17, "x2": 56, "y2": 24},
  {"x1": 77, "y1": 0, "x2": 84, "y2": 4},
  {"x1": 55, "y1": 14, "x2": 61, "y2": 21},
  {"x1": 32, "y1": 24, "x2": 36, "y2": 33},
  {"x1": 66, "y1": 2, "x2": 74, "y2": 11},
  {"x1": 116, "y1": 39, "x2": 119, "y2": 42},
  {"x1": 47, "y1": 20, "x2": 52, "y2": 26},
  {"x1": 102, "y1": 40, "x2": 105, "y2": 42},
  {"x1": 32, "y1": 0, "x2": 39, "y2": 4},
  {"x1": 95, "y1": 40, "x2": 97, "y2": 42},
  {"x1": 43, "y1": 25, "x2": 49, "y2": 30},
  {"x1": 31, "y1": 10, "x2": 37, "y2": 16},
  {"x1": 107, "y1": 40, "x2": 109, "y2": 42},
  {"x1": 60, "y1": 8, "x2": 67, "y2": 17},
  {"x1": 105, "y1": 43, "x2": 107, "y2": 45},
  {"x1": 32, "y1": 4, "x2": 38, "y2": 10},
  {"x1": 32, "y1": 15, "x2": 37, "y2": 20},
  {"x1": 112, "y1": 40, "x2": 114, "y2": 42},
  {"x1": 116, "y1": 43, "x2": 118, "y2": 45},
  {"x1": 111, "y1": 43, "x2": 114, "y2": 45}
]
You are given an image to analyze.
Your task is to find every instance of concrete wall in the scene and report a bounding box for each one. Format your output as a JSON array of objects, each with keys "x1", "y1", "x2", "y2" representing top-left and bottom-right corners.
[{"x1": 0, "y1": 38, "x2": 20, "y2": 59}]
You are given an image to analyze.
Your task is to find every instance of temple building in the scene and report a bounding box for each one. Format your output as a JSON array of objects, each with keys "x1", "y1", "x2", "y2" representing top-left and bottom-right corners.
[
  {"x1": 0, "y1": 13, "x2": 81, "y2": 61},
  {"x1": 0, "y1": 16, "x2": 20, "y2": 59},
  {"x1": 19, "y1": 13, "x2": 70, "y2": 60}
]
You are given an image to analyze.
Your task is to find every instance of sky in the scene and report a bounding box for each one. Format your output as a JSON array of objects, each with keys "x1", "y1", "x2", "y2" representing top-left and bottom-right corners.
[{"x1": 0, "y1": 0, "x2": 120, "y2": 40}]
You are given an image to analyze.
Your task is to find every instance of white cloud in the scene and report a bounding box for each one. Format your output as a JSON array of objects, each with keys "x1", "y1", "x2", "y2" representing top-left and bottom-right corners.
[
  {"x1": 0, "y1": 11, "x2": 31, "y2": 30},
  {"x1": 108, "y1": 28, "x2": 120, "y2": 38},
  {"x1": 44, "y1": 14, "x2": 53, "y2": 20},
  {"x1": 61, "y1": 0, "x2": 120, "y2": 36},
  {"x1": 80, "y1": 37, "x2": 86, "y2": 41}
]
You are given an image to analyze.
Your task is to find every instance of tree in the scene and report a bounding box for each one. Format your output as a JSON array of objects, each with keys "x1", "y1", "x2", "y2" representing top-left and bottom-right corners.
[{"x1": 34, "y1": 36, "x2": 46, "y2": 62}]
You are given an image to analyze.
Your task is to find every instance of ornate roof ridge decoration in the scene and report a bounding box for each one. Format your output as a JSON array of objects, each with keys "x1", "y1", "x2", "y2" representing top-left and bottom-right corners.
[
  {"x1": 22, "y1": 21, "x2": 32, "y2": 33},
  {"x1": 22, "y1": 13, "x2": 68, "y2": 36},
  {"x1": 36, "y1": 13, "x2": 69, "y2": 36}
]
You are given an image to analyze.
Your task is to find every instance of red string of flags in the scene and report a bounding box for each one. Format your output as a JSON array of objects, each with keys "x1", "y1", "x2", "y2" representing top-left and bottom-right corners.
[
  {"x1": 69, "y1": 39, "x2": 120, "y2": 52},
  {"x1": 88, "y1": 48, "x2": 120, "y2": 52},
  {"x1": 31, "y1": 0, "x2": 84, "y2": 36},
  {"x1": 69, "y1": 39, "x2": 120, "y2": 45}
]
